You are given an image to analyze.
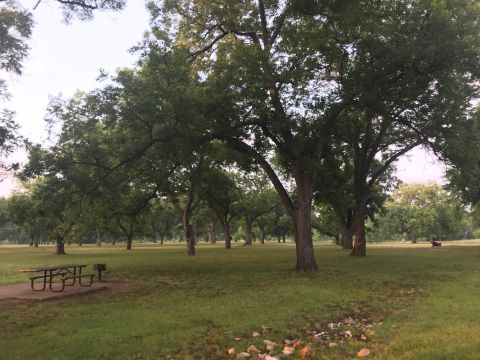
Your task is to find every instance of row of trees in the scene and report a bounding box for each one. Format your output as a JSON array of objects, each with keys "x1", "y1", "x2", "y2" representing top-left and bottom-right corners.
[
  {"x1": 3, "y1": 180, "x2": 477, "y2": 248},
  {"x1": 0, "y1": 172, "x2": 299, "y2": 247},
  {"x1": 369, "y1": 183, "x2": 477, "y2": 242},
  {"x1": 2, "y1": 1, "x2": 480, "y2": 271}
]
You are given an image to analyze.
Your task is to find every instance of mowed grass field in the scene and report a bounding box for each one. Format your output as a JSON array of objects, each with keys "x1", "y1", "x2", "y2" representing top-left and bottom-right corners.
[{"x1": 1, "y1": 241, "x2": 480, "y2": 359}]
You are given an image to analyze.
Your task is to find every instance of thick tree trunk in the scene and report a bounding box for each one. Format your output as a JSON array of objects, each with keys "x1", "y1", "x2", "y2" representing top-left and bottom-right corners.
[
  {"x1": 221, "y1": 222, "x2": 231, "y2": 249},
  {"x1": 351, "y1": 191, "x2": 367, "y2": 257},
  {"x1": 259, "y1": 225, "x2": 266, "y2": 244},
  {"x1": 126, "y1": 233, "x2": 133, "y2": 250},
  {"x1": 292, "y1": 182, "x2": 318, "y2": 271},
  {"x1": 341, "y1": 229, "x2": 354, "y2": 249},
  {"x1": 336, "y1": 212, "x2": 354, "y2": 249},
  {"x1": 244, "y1": 215, "x2": 253, "y2": 245},
  {"x1": 160, "y1": 233, "x2": 165, "y2": 245},
  {"x1": 282, "y1": 235, "x2": 286, "y2": 242},
  {"x1": 209, "y1": 218, "x2": 217, "y2": 244},
  {"x1": 55, "y1": 236, "x2": 66, "y2": 255}
]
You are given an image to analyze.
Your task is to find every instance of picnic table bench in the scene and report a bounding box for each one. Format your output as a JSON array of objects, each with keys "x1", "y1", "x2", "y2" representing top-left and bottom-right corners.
[{"x1": 19, "y1": 264, "x2": 95, "y2": 292}]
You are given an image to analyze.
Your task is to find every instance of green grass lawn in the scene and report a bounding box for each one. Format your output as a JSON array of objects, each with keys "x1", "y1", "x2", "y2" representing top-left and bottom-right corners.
[{"x1": 1, "y1": 241, "x2": 479, "y2": 359}]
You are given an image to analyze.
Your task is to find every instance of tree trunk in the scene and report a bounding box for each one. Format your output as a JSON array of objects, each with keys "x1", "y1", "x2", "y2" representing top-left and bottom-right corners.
[
  {"x1": 220, "y1": 221, "x2": 231, "y2": 249},
  {"x1": 334, "y1": 235, "x2": 340, "y2": 245},
  {"x1": 351, "y1": 189, "x2": 367, "y2": 257},
  {"x1": 277, "y1": 235, "x2": 281, "y2": 243},
  {"x1": 126, "y1": 233, "x2": 133, "y2": 250},
  {"x1": 282, "y1": 234, "x2": 286, "y2": 242},
  {"x1": 96, "y1": 228, "x2": 102, "y2": 247},
  {"x1": 259, "y1": 225, "x2": 266, "y2": 244},
  {"x1": 160, "y1": 233, "x2": 165, "y2": 245},
  {"x1": 244, "y1": 215, "x2": 253, "y2": 245},
  {"x1": 55, "y1": 236, "x2": 66, "y2": 255},
  {"x1": 341, "y1": 227, "x2": 354, "y2": 250},
  {"x1": 183, "y1": 209, "x2": 195, "y2": 256},
  {"x1": 209, "y1": 218, "x2": 217, "y2": 244},
  {"x1": 292, "y1": 182, "x2": 318, "y2": 271},
  {"x1": 186, "y1": 225, "x2": 195, "y2": 255}
]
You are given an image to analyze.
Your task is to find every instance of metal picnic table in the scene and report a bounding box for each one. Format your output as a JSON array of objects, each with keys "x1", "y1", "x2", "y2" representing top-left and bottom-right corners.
[{"x1": 18, "y1": 264, "x2": 95, "y2": 292}]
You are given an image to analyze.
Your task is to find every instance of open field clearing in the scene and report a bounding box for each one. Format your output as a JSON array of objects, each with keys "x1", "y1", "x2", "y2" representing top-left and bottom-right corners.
[{"x1": 1, "y1": 242, "x2": 479, "y2": 359}]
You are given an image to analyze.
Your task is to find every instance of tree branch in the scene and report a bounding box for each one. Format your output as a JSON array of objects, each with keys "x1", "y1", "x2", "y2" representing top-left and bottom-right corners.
[
  {"x1": 187, "y1": 30, "x2": 230, "y2": 60},
  {"x1": 368, "y1": 140, "x2": 422, "y2": 188},
  {"x1": 221, "y1": 135, "x2": 295, "y2": 217}
]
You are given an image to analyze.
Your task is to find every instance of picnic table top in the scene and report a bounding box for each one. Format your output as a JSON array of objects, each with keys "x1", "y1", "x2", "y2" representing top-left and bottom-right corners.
[{"x1": 18, "y1": 264, "x2": 88, "y2": 273}]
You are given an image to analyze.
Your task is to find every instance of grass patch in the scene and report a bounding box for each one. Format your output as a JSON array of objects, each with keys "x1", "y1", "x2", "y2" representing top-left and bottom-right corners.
[{"x1": 1, "y1": 242, "x2": 479, "y2": 359}]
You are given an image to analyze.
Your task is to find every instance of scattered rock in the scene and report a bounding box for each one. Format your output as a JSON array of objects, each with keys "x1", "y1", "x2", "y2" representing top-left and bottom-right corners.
[
  {"x1": 263, "y1": 340, "x2": 277, "y2": 351},
  {"x1": 344, "y1": 317, "x2": 355, "y2": 325},
  {"x1": 299, "y1": 346, "x2": 314, "y2": 358},
  {"x1": 344, "y1": 330, "x2": 352, "y2": 338},
  {"x1": 328, "y1": 343, "x2": 338, "y2": 348},
  {"x1": 282, "y1": 346, "x2": 295, "y2": 356},
  {"x1": 227, "y1": 348, "x2": 236, "y2": 355},
  {"x1": 237, "y1": 352, "x2": 251, "y2": 359},
  {"x1": 357, "y1": 348, "x2": 370, "y2": 357},
  {"x1": 284, "y1": 339, "x2": 292, "y2": 345},
  {"x1": 264, "y1": 356, "x2": 279, "y2": 360},
  {"x1": 235, "y1": 337, "x2": 241, "y2": 342},
  {"x1": 247, "y1": 345, "x2": 260, "y2": 354},
  {"x1": 252, "y1": 331, "x2": 261, "y2": 337}
]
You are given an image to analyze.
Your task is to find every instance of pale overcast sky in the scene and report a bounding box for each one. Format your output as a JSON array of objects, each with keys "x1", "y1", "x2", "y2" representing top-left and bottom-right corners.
[{"x1": 0, "y1": 1, "x2": 445, "y2": 196}]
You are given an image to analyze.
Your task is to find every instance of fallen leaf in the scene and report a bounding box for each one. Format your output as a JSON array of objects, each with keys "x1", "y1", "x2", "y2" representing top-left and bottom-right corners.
[
  {"x1": 237, "y1": 352, "x2": 251, "y2": 359},
  {"x1": 263, "y1": 340, "x2": 277, "y2": 348},
  {"x1": 282, "y1": 346, "x2": 295, "y2": 356},
  {"x1": 357, "y1": 348, "x2": 370, "y2": 357},
  {"x1": 299, "y1": 346, "x2": 314, "y2": 358},
  {"x1": 247, "y1": 345, "x2": 260, "y2": 354},
  {"x1": 264, "y1": 356, "x2": 279, "y2": 360}
]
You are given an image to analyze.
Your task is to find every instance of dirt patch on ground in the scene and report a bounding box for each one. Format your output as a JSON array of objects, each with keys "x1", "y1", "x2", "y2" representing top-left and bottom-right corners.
[{"x1": 0, "y1": 278, "x2": 132, "y2": 305}]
